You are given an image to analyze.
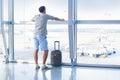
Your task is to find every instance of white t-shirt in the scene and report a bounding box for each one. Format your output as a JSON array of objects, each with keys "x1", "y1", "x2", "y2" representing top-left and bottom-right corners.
[{"x1": 32, "y1": 13, "x2": 54, "y2": 35}]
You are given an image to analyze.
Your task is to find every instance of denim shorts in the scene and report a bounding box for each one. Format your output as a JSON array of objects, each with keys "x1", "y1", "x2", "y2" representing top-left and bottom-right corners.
[{"x1": 33, "y1": 35, "x2": 48, "y2": 51}]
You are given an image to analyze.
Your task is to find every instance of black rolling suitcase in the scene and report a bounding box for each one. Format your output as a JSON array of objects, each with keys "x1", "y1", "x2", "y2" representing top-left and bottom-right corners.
[{"x1": 51, "y1": 41, "x2": 62, "y2": 67}]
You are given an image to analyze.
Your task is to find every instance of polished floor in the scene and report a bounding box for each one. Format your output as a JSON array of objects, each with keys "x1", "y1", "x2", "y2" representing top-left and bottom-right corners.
[{"x1": 0, "y1": 62, "x2": 120, "y2": 80}]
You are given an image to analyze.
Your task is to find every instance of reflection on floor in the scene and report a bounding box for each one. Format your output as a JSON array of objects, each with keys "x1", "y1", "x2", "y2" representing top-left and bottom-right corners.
[{"x1": 0, "y1": 62, "x2": 120, "y2": 80}]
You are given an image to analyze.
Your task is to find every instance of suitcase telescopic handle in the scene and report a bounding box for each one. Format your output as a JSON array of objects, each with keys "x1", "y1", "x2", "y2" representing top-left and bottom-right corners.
[{"x1": 54, "y1": 41, "x2": 60, "y2": 50}]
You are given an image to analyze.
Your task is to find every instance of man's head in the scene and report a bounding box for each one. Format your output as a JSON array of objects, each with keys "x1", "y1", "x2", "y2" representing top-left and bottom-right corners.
[{"x1": 39, "y1": 6, "x2": 46, "y2": 13}]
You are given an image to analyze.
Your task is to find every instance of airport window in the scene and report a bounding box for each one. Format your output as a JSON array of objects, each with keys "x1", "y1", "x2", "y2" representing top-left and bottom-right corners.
[
  {"x1": 77, "y1": 24, "x2": 120, "y2": 65},
  {"x1": 1, "y1": 0, "x2": 120, "y2": 67},
  {"x1": 0, "y1": 0, "x2": 9, "y2": 61},
  {"x1": 14, "y1": 0, "x2": 69, "y2": 62},
  {"x1": 77, "y1": 0, "x2": 120, "y2": 66}
]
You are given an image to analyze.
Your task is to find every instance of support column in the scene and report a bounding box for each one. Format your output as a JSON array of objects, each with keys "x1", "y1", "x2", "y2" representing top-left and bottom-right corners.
[
  {"x1": 8, "y1": 0, "x2": 14, "y2": 61},
  {"x1": 68, "y1": 0, "x2": 77, "y2": 66}
]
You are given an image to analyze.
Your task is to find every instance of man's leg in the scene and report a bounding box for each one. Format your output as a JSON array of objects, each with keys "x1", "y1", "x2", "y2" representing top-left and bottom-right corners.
[
  {"x1": 34, "y1": 49, "x2": 39, "y2": 64},
  {"x1": 43, "y1": 50, "x2": 48, "y2": 64},
  {"x1": 41, "y1": 50, "x2": 49, "y2": 70},
  {"x1": 34, "y1": 49, "x2": 40, "y2": 69},
  {"x1": 41, "y1": 35, "x2": 49, "y2": 70}
]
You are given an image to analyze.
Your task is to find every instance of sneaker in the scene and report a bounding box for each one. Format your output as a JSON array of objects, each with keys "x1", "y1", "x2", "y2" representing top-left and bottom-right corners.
[
  {"x1": 35, "y1": 66, "x2": 40, "y2": 70},
  {"x1": 41, "y1": 65, "x2": 49, "y2": 70}
]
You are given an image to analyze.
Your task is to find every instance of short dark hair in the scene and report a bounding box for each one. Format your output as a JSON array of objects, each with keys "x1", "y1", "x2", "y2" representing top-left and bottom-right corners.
[{"x1": 39, "y1": 6, "x2": 46, "y2": 13}]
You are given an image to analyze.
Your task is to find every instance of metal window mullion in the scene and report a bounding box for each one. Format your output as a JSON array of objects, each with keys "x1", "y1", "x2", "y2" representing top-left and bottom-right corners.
[
  {"x1": 68, "y1": 0, "x2": 74, "y2": 61},
  {"x1": 73, "y1": 0, "x2": 77, "y2": 62},
  {"x1": 8, "y1": 0, "x2": 14, "y2": 60},
  {"x1": 0, "y1": 0, "x2": 2, "y2": 33},
  {"x1": 68, "y1": 0, "x2": 77, "y2": 65},
  {"x1": 77, "y1": 20, "x2": 120, "y2": 24}
]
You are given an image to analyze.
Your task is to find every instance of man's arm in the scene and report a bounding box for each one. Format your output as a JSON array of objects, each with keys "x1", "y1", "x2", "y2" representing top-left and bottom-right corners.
[{"x1": 54, "y1": 17, "x2": 64, "y2": 21}]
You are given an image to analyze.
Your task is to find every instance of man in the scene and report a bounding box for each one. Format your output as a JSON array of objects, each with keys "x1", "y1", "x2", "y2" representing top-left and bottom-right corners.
[{"x1": 32, "y1": 6, "x2": 64, "y2": 70}]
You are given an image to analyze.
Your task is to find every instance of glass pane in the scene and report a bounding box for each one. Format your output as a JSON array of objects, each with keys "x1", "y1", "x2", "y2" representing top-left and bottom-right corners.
[
  {"x1": 77, "y1": 0, "x2": 120, "y2": 20},
  {"x1": 0, "y1": 0, "x2": 9, "y2": 61},
  {"x1": 14, "y1": 0, "x2": 67, "y2": 21},
  {"x1": 77, "y1": 24, "x2": 120, "y2": 65},
  {"x1": 14, "y1": 0, "x2": 68, "y2": 63},
  {"x1": 3, "y1": 0, "x2": 8, "y2": 21},
  {"x1": 0, "y1": 25, "x2": 8, "y2": 60},
  {"x1": 14, "y1": 24, "x2": 69, "y2": 63}
]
